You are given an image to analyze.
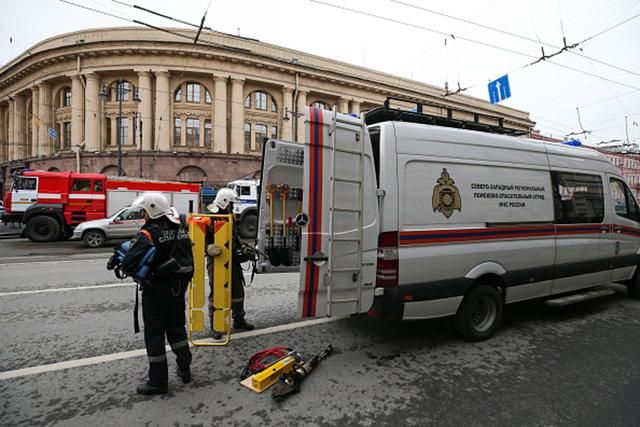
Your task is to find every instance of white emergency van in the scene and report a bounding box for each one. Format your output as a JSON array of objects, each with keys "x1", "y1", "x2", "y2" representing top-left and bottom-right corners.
[{"x1": 256, "y1": 103, "x2": 640, "y2": 341}]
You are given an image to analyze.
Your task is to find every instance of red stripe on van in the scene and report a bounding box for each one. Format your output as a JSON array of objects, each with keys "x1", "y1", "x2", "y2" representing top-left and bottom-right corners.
[
  {"x1": 303, "y1": 108, "x2": 323, "y2": 317},
  {"x1": 399, "y1": 224, "x2": 611, "y2": 246}
]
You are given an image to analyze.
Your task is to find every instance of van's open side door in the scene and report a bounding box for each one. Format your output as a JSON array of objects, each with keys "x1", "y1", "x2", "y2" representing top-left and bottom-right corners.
[{"x1": 298, "y1": 108, "x2": 378, "y2": 318}]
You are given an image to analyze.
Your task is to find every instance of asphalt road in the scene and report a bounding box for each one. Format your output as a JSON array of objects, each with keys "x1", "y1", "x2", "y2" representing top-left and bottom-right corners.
[{"x1": 1, "y1": 238, "x2": 640, "y2": 426}]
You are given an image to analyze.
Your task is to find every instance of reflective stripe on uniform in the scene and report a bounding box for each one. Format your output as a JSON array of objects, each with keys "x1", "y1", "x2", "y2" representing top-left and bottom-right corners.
[
  {"x1": 169, "y1": 339, "x2": 188, "y2": 351},
  {"x1": 232, "y1": 297, "x2": 243, "y2": 303},
  {"x1": 148, "y1": 354, "x2": 167, "y2": 363}
]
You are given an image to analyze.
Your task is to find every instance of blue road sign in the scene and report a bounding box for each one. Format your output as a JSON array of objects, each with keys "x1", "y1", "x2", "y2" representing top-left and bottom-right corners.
[
  {"x1": 488, "y1": 74, "x2": 511, "y2": 104},
  {"x1": 48, "y1": 127, "x2": 58, "y2": 139}
]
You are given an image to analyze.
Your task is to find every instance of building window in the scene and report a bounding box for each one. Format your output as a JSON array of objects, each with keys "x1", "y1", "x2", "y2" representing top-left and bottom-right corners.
[
  {"x1": 63, "y1": 122, "x2": 71, "y2": 149},
  {"x1": 186, "y1": 118, "x2": 200, "y2": 146},
  {"x1": 244, "y1": 122, "x2": 251, "y2": 152},
  {"x1": 312, "y1": 101, "x2": 329, "y2": 110},
  {"x1": 116, "y1": 81, "x2": 131, "y2": 101},
  {"x1": 271, "y1": 100, "x2": 277, "y2": 112},
  {"x1": 255, "y1": 123, "x2": 267, "y2": 152},
  {"x1": 271, "y1": 126, "x2": 277, "y2": 139},
  {"x1": 205, "y1": 89, "x2": 212, "y2": 104},
  {"x1": 174, "y1": 117, "x2": 182, "y2": 145},
  {"x1": 186, "y1": 83, "x2": 200, "y2": 103},
  {"x1": 255, "y1": 92, "x2": 267, "y2": 110},
  {"x1": 204, "y1": 120, "x2": 212, "y2": 148},
  {"x1": 63, "y1": 88, "x2": 72, "y2": 107},
  {"x1": 245, "y1": 95, "x2": 251, "y2": 108},
  {"x1": 175, "y1": 88, "x2": 182, "y2": 102},
  {"x1": 106, "y1": 118, "x2": 112, "y2": 145},
  {"x1": 118, "y1": 118, "x2": 128, "y2": 144}
]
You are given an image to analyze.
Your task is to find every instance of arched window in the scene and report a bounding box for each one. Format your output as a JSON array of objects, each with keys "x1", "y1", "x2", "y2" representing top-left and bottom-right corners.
[
  {"x1": 245, "y1": 91, "x2": 278, "y2": 113},
  {"x1": 100, "y1": 165, "x2": 126, "y2": 176},
  {"x1": 177, "y1": 165, "x2": 207, "y2": 182},
  {"x1": 243, "y1": 90, "x2": 279, "y2": 154},
  {"x1": 63, "y1": 88, "x2": 72, "y2": 107},
  {"x1": 115, "y1": 81, "x2": 134, "y2": 101},
  {"x1": 174, "y1": 82, "x2": 212, "y2": 105}
]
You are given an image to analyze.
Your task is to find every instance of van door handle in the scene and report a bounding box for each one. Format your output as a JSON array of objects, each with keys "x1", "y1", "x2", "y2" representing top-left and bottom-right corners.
[{"x1": 304, "y1": 252, "x2": 328, "y2": 266}]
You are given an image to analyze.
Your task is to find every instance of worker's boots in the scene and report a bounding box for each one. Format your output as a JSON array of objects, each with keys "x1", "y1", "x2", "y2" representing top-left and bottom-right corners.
[
  {"x1": 136, "y1": 382, "x2": 168, "y2": 395},
  {"x1": 233, "y1": 317, "x2": 254, "y2": 331}
]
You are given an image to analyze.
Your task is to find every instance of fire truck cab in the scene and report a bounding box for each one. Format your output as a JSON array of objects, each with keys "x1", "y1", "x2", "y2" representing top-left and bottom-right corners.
[{"x1": 3, "y1": 170, "x2": 200, "y2": 242}]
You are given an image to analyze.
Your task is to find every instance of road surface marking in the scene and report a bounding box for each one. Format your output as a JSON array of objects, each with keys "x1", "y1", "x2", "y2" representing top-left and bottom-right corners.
[
  {"x1": 0, "y1": 316, "x2": 347, "y2": 380},
  {"x1": 0, "y1": 282, "x2": 134, "y2": 297}
]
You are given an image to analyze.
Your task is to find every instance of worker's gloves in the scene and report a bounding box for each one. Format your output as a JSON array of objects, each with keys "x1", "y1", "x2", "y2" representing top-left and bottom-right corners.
[{"x1": 206, "y1": 244, "x2": 222, "y2": 257}]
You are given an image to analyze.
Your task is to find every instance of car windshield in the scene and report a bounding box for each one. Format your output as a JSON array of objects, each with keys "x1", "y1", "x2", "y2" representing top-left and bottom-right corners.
[{"x1": 113, "y1": 206, "x2": 144, "y2": 221}]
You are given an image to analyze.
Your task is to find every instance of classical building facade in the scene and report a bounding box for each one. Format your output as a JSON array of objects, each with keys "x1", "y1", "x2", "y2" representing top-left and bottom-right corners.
[{"x1": 0, "y1": 27, "x2": 535, "y2": 190}]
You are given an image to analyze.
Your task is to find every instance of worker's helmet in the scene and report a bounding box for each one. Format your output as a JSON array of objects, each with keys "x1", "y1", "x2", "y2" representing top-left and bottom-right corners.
[
  {"x1": 207, "y1": 188, "x2": 238, "y2": 213},
  {"x1": 132, "y1": 192, "x2": 179, "y2": 223}
]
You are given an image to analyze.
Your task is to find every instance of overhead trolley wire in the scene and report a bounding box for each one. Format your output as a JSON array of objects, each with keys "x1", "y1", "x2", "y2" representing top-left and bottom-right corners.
[
  {"x1": 311, "y1": 0, "x2": 640, "y2": 94},
  {"x1": 391, "y1": 0, "x2": 640, "y2": 78}
]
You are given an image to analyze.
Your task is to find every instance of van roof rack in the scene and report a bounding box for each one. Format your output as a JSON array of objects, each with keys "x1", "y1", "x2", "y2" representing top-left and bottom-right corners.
[{"x1": 364, "y1": 96, "x2": 528, "y2": 137}]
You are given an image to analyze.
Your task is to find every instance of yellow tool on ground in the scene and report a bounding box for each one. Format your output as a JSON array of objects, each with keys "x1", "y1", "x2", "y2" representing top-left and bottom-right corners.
[{"x1": 240, "y1": 355, "x2": 298, "y2": 393}]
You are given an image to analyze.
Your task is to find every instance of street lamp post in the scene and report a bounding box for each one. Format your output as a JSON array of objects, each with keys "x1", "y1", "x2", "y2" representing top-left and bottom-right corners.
[{"x1": 99, "y1": 80, "x2": 141, "y2": 176}]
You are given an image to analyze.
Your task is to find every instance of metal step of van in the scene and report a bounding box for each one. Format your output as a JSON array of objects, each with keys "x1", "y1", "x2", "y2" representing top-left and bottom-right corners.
[{"x1": 544, "y1": 287, "x2": 616, "y2": 307}]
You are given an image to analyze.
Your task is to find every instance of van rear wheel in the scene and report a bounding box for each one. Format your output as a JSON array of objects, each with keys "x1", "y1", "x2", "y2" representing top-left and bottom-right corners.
[
  {"x1": 627, "y1": 268, "x2": 640, "y2": 299},
  {"x1": 455, "y1": 284, "x2": 503, "y2": 341}
]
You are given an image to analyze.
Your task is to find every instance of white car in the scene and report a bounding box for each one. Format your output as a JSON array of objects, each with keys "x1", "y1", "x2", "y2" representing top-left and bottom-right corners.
[{"x1": 72, "y1": 206, "x2": 145, "y2": 248}]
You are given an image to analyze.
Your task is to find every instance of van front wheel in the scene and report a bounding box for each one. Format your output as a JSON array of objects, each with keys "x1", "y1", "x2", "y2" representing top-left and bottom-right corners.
[{"x1": 455, "y1": 284, "x2": 503, "y2": 342}]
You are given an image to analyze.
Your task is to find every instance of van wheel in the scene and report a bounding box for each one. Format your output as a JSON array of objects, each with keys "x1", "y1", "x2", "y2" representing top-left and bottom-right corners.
[
  {"x1": 84, "y1": 230, "x2": 106, "y2": 248},
  {"x1": 627, "y1": 268, "x2": 640, "y2": 299},
  {"x1": 455, "y1": 284, "x2": 503, "y2": 341},
  {"x1": 238, "y1": 213, "x2": 257, "y2": 239},
  {"x1": 25, "y1": 216, "x2": 61, "y2": 242}
]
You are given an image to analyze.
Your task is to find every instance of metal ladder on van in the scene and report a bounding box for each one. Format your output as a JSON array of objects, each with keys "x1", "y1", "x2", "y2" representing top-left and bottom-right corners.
[{"x1": 326, "y1": 107, "x2": 366, "y2": 316}]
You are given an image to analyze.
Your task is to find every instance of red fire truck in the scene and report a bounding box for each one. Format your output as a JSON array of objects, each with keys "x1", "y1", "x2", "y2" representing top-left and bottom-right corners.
[{"x1": 2, "y1": 170, "x2": 201, "y2": 242}]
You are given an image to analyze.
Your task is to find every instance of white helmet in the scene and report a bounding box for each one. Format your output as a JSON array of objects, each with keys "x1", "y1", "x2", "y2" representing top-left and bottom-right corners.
[
  {"x1": 132, "y1": 192, "x2": 179, "y2": 223},
  {"x1": 206, "y1": 188, "x2": 238, "y2": 213}
]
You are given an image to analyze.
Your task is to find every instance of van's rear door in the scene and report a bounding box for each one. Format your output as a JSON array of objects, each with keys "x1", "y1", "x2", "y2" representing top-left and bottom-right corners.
[{"x1": 298, "y1": 108, "x2": 378, "y2": 318}]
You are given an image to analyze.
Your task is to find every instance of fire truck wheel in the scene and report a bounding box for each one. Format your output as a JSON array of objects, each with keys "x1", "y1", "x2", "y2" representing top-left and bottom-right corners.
[
  {"x1": 25, "y1": 216, "x2": 61, "y2": 242},
  {"x1": 454, "y1": 284, "x2": 503, "y2": 342},
  {"x1": 238, "y1": 213, "x2": 257, "y2": 239},
  {"x1": 83, "y1": 230, "x2": 106, "y2": 248}
]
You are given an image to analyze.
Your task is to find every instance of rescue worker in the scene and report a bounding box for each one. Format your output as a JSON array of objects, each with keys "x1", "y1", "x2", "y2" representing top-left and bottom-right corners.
[
  {"x1": 121, "y1": 192, "x2": 194, "y2": 395},
  {"x1": 206, "y1": 188, "x2": 254, "y2": 333}
]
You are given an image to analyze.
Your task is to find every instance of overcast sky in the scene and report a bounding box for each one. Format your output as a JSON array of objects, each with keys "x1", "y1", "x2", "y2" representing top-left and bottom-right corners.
[{"x1": 1, "y1": 0, "x2": 639, "y2": 146}]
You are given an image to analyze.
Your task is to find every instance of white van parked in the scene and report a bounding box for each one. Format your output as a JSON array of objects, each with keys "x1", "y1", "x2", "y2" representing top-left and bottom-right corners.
[{"x1": 256, "y1": 103, "x2": 640, "y2": 341}]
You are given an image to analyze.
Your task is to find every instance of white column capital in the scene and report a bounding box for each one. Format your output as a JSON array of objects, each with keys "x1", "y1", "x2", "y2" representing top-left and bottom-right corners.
[
  {"x1": 213, "y1": 75, "x2": 227, "y2": 83},
  {"x1": 84, "y1": 73, "x2": 100, "y2": 82}
]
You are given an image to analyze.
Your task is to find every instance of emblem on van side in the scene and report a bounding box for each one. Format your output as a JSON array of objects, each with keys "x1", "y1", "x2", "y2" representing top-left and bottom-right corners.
[{"x1": 432, "y1": 168, "x2": 461, "y2": 219}]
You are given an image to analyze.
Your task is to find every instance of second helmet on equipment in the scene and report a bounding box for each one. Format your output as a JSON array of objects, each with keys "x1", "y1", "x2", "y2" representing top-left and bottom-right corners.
[{"x1": 207, "y1": 188, "x2": 238, "y2": 213}]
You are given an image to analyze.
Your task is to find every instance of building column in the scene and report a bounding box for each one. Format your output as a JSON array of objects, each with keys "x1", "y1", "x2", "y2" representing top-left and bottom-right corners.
[
  {"x1": 110, "y1": 116, "x2": 117, "y2": 148},
  {"x1": 84, "y1": 73, "x2": 100, "y2": 151},
  {"x1": 30, "y1": 87, "x2": 40, "y2": 157},
  {"x1": 213, "y1": 75, "x2": 227, "y2": 153},
  {"x1": 350, "y1": 100, "x2": 361, "y2": 116},
  {"x1": 338, "y1": 98, "x2": 349, "y2": 114},
  {"x1": 282, "y1": 87, "x2": 293, "y2": 141},
  {"x1": 295, "y1": 90, "x2": 307, "y2": 143},
  {"x1": 180, "y1": 115, "x2": 187, "y2": 146},
  {"x1": 230, "y1": 78, "x2": 245, "y2": 154},
  {"x1": 137, "y1": 71, "x2": 153, "y2": 151},
  {"x1": 199, "y1": 117, "x2": 205, "y2": 147},
  {"x1": 14, "y1": 95, "x2": 26, "y2": 160},
  {"x1": 38, "y1": 83, "x2": 52, "y2": 156},
  {"x1": 154, "y1": 71, "x2": 171, "y2": 151},
  {"x1": 70, "y1": 75, "x2": 84, "y2": 148},
  {"x1": 0, "y1": 105, "x2": 5, "y2": 163},
  {"x1": 8, "y1": 99, "x2": 15, "y2": 161}
]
